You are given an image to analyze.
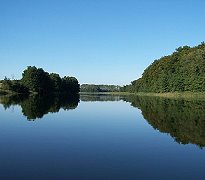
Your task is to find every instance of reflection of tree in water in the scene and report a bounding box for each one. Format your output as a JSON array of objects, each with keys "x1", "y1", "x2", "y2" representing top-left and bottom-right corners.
[
  {"x1": 125, "y1": 95, "x2": 205, "y2": 148},
  {"x1": 0, "y1": 94, "x2": 79, "y2": 120},
  {"x1": 80, "y1": 94, "x2": 123, "y2": 102},
  {"x1": 2, "y1": 94, "x2": 205, "y2": 147},
  {"x1": 0, "y1": 94, "x2": 28, "y2": 109}
]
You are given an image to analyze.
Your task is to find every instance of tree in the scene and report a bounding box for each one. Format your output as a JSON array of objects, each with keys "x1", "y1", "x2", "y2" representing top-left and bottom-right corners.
[
  {"x1": 62, "y1": 76, "x2": 80, "y2": 94},
  {"x1": 49, "y1": 73, "x2": 62, "y2": 92},
  {"x1": 1, "y1": 66, "x2": 80, "y2": 95},
  {"x1": 21, "y1": 66, "x2": 51, "y2": 94}
]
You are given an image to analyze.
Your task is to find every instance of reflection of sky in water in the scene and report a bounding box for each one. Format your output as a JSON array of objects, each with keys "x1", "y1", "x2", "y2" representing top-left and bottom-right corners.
[{"x1": 0, "y1": 97, "x2": 205, "y2": 179}]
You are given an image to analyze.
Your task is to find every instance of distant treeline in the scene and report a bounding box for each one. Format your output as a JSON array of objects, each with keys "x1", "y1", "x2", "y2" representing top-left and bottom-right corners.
[
  {"x1": 0, "y1": 66, "x2": 80, "y2": 95},
  {"x1": 80, "y1": 84, "x2": 121, "y2": 92},
  {"x1": 122, "y1": 42, "x2": 205, "y2": 93}
]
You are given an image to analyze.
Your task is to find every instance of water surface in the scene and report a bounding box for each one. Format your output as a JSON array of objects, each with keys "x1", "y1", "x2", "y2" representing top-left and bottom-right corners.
[{"x1": 0, "y1": 94, "x2": 205, "y2": 179}]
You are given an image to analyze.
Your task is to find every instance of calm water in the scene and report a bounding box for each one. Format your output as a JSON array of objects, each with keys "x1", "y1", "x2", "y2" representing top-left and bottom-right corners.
[{"x1": 0, "y1": 94, "x2": 205, "y2": 179}]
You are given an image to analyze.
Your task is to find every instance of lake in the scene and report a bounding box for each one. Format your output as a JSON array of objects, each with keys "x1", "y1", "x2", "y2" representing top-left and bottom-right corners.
[{"x1": 0, "y1": 94, "x2": 205, "y2": 179}]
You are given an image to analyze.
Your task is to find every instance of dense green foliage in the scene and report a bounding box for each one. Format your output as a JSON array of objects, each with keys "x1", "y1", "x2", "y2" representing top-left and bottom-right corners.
[
  {"x1": 1, "y1": 66, "x2": 80, "y2": 95},
  {"x1": 49, "y1": 73, "x2": 62, "y2": 92},
  {"x1": 1, "y1": 78, "x2": 29, "y2": 94},
  {"x1": 62, "y1": 76, "x2": 80, "y2": 94},
  {"x1": 122, "y1": 43, "x2": 205, "y2": 93},
  {"x1": 125, "y1": 95, "x2": 205, "y2": 147},
  {"x1": 21, "y1": 66, "x2": 51, "y2": 94},
  {"x1": 81, "y1": 84, "x2": 121, "y2": 92},
  {"x1": 22, "y1": 66, "x2": 80, "y2": 94}
]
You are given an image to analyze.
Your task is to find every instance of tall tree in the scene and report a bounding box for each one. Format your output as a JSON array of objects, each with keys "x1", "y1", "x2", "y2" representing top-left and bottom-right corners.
[
  {"x1": 21, "y1": 66, "x2": 51, "y2": 94},
  {"x1": 49, "y1": 73, "x2": 62, "y2": 92},
  {"x1": 62, "y1": 76, "x2": 80, "y2": 94}
]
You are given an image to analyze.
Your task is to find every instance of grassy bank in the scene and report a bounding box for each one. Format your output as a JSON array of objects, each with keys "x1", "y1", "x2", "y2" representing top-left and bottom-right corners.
[
  {"x1": 80, "y1": 91, "x2": 205, "y2": 100},
  {"x1": 133, "y1": 92, "x2": 205, "y2": 100},
  {"x1": 2, "y1": 89, "x2": 205, "y2": 100}
]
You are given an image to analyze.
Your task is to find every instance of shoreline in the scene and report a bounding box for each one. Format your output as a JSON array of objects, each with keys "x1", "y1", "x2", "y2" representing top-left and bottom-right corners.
[
  {"x1": 2, "y1": 90, "x2": 205, "y2": 100},
  {"x1": 80, "y1": 91, "x2": 205, "y2": 99},
  {"x1": 79, "y1": 92, "x2": 132, "y2": 95},
  {"x1": 134, "y1": 92, "x2": 205, "y2": 99}
]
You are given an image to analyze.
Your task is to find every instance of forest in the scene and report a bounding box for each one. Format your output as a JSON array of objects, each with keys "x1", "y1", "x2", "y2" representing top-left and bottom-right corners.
[
  {"x1": 0, "y1": 66, "x2": 80, "y2": 95},
  {"x1": 122, "y1": 42, "x2": 205, "y2": 93},
  {"x1": 80, "y1": 84, "x2": 121, "y2": 92}
]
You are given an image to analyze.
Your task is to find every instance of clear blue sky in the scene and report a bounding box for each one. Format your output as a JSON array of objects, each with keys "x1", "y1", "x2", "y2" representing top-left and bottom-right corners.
[{"x1": 0, "y1": 0, "x2": 205, "y2": 85}]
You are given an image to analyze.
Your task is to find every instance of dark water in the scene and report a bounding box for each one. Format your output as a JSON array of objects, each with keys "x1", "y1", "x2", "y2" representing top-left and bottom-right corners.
[{"x1": 0, "y1": 94, "x2": 205, "y2": 179}]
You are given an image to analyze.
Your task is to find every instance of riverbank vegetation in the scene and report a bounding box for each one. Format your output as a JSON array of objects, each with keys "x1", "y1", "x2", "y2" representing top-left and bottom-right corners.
[
  {"x1": 122, "y1": 42, "x2": 205, "y2": 93},
  {"x1": 0, "y1": 66, "x2": 80, "y2": 95},
  {"x1": 130, "y1": 92, "x2": 205, "y2": 100}
]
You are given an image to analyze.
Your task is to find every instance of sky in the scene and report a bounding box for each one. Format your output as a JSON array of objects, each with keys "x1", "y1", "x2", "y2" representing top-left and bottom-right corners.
[{"x1": 0, "y1": 0, "x2": 205, "y2": 85}]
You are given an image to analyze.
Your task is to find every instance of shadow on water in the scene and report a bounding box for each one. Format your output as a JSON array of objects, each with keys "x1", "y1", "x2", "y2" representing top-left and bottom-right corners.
[
  {"x1": 124, "y1": 95, "x2": 205, "y2": 148},
  {"x1": 0, "y1": 94, "x2": 79, "y2": 120}
]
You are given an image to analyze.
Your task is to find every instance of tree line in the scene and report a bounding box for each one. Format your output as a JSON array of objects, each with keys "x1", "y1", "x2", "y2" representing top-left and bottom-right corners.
[
  {"x1": 80, "y1": 84, "x2": 121, "y2": 92},
  {"x1": 121, "y1": 42, "x2": 205, "y2": 93},
  {"x1": 1, "y1": 66, "x2": 80, "y2": 95}
]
